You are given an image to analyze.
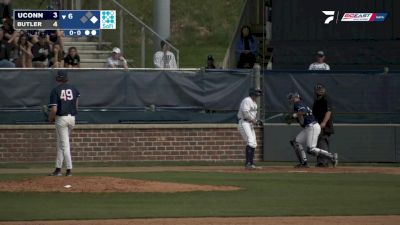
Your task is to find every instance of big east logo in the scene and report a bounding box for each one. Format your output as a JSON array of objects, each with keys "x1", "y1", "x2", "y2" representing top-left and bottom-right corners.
[{"x1": 341, "y1": 13, "x2": 388, "y2": 22}]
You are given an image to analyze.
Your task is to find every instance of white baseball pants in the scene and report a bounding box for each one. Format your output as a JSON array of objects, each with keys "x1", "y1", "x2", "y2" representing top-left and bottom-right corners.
[
  {"x1": 238, "y1": 120, "x2": 257, "y2": 148},
  {"x1": 295, "y1": 123, "x2": 332, "y2": 158},
  {"x1": 55, "y1": 115, "x2": 75, "y2": 169}
]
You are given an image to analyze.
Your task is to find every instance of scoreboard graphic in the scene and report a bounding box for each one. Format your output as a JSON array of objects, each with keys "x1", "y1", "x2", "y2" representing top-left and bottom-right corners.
[{"x1": 13, "y1": 10, "x2": 116, "y2": 36}]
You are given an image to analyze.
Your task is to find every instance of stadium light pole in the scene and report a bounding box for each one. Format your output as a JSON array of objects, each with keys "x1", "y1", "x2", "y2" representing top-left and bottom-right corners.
[{"x1": 153, "y1": 0, "x2": 170, "y2": 51}]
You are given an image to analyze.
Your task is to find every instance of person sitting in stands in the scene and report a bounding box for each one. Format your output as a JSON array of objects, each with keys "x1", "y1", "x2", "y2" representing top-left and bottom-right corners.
[
  {"x1": 64, "y1": 47, "x2": 80, "y2": 68},
  {"x1": 0, "y1": 30, "x2": 14, "y2": 67},
  {"x1": 236, "y1": 25, "x2": 257, "y2": 69},
  {"x1": 206, "y1": 55, "x2": 216, "y2": 69},
  {"x1": 106, "y1": 47, "x2": 128, "y2": 69},
  {"x1": 49, "y1": 43, "x2": 64, "y2": 68},
  {"x1": 32, "y1": 32, "x2": 50, "y2": 68},
  {"x1": 153, "y1": 40, "x2": 177, "y2": 69},
  {"x1": 14, "y1": 32, "x2": 33, "y2": 68},
  {"x1": 309, "y1": 51, "x2": 330, "y2": 71}
]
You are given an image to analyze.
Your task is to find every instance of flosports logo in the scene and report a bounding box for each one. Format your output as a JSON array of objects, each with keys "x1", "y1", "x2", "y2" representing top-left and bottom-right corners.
[
  {"x1": 322, "y1": 11, "x2": 335, "y2": 24},
  {"x1": 322, "y1": 11, "x2": 387, "y2": 24}
]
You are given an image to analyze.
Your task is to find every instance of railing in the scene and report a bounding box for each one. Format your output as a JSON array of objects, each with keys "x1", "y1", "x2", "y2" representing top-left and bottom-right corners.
[
  {"x1": 67, "y1": 0, "x2": 180, "y2": 68},
  {"x1": 104, "y1": 0, "x2": 179, "y2": 68},
  {"x1": 222, "y1": 0, "x2": 267, "y2": 70}
]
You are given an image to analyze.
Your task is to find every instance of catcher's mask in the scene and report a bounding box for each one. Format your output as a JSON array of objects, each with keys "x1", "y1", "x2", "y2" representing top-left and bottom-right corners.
[{"x1": 314, "y1": 83, "x2": 326, "y2": 99}]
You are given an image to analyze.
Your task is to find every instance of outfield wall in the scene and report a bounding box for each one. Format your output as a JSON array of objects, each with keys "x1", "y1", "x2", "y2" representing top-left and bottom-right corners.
[{"x1": 0, "y1": 124, "x2": 262, "y2": 163}]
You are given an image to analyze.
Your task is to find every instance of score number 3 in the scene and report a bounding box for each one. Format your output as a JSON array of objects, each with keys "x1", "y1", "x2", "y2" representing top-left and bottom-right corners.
[{"x1": 60, "y1": 89, "x2": 74, "y2": 101}]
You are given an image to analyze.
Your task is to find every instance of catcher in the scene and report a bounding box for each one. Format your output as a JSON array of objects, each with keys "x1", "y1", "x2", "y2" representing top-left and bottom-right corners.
[{"x1": 286, "y1": 92, "x2": 338, "y2": 168}]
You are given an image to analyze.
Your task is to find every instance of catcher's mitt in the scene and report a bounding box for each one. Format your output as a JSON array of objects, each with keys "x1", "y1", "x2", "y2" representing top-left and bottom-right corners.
[
  {"x1": 256, "y1": 120, "x2": 263, "y2": 126},
  {"x1": 283, "y1": 113, "x2": 296, "y2": 124}
]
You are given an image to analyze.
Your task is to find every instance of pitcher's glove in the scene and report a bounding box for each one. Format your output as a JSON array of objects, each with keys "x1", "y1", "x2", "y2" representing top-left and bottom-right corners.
[
  {"x1": 283, "y1": 113, "x2": 296, "y2": 125},
  {"x1": 41, "y1": 105, "x2": 49, "y2": 121}
]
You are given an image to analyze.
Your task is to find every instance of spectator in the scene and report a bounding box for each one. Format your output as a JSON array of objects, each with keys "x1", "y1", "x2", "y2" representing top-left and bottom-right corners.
[
  {"x1": 14, "y1": 32, "x2": 33, "y2": 68},
  {"x1": 106, "y1": 47, "x2": 128, "y2": 69},
  {"x1": 236, "y1": 25, "x2": 257, "y2": 69},
  {"x1": 153, "y1": 40, "x2": 177, "y2": 69},
  {"x1": 0, "y1": 29, "x2": 14, "y2": 67},
  {"x1": 64, "y1": 47, "x2": 80, "y2": 68},
  {"x1": 25, "y1": 30, "x2": 39, "y2": 45},
  {"x1": 31, "y1": 33, "x2": 50, "y2": 68},
  {"x1": 0, "y1": 0, "x2": 12, "y2": 20},
  {"x1": 45, "y1": 29, "x2": 64, "y2": 51},
  {"x1": 309, "y1": 51, "x2": 330, "y2": 70},
  {"x1": 2, "y1": 18, "x2": 17, "y2": 45},
  {"x1": 206, "y1": 55, "x2": 216, "y2": 69},
  {"x1": 49, "y1": 43, "x2": 64, "y2": 68}
]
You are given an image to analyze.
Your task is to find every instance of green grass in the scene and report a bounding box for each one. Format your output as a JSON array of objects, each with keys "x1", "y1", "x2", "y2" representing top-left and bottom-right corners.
[{"x1": 0, "y1": 171, "x2": 399, "y2": 221}]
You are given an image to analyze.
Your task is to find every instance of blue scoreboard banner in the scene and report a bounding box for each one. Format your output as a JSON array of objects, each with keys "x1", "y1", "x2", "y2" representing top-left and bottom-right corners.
[{"x1": 13, "y1": 10, "x2": 116, "y2": 36}]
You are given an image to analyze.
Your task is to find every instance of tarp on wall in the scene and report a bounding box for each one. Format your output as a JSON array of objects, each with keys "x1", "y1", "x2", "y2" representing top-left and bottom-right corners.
[
  {"x1": 0, "y1": 69, "x2": 252, "y2": 111},
  {"x1": 263, "y1": 71, "x2": 400, "y2": 114}
]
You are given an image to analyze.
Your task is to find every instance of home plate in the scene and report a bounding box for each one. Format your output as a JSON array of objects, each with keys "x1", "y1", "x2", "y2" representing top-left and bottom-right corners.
[{"x1": 64, "y1": 185, "x2": 72, "y2": 188}]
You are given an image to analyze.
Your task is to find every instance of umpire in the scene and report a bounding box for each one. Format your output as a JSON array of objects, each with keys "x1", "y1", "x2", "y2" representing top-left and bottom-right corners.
[
  {"x1": 48, "y1": 70, "x2": 80, "y2": 176},
  {"x1": 312, "y1": 84, "x2": 334, "y2": 167}
]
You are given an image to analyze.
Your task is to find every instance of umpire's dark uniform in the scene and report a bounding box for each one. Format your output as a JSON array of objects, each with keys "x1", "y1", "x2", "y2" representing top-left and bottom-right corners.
[{"x1": 313, "y1": 92, "x2": 334, "y2": 167}]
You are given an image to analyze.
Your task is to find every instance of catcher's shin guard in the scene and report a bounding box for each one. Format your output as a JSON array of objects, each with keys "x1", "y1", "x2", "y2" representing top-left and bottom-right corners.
[{"x1": 290, "y1": 140, "x2": 307, "y2": 164}]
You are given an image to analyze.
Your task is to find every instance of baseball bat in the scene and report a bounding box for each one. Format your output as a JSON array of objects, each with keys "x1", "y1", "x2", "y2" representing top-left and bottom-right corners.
[{"x1": 264, "y1": 112, "x2": 284, "y2": 121}]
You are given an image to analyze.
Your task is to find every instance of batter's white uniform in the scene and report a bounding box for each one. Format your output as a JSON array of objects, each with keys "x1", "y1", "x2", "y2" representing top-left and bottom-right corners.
[{"x1": 237, "y1": 96, "x2": 257, "y2": 148}]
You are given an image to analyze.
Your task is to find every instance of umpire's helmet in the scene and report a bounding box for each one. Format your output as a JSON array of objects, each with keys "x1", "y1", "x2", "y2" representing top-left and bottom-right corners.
[{"x1": 249, "y1": 88, "x2": 262, "y2": 97}]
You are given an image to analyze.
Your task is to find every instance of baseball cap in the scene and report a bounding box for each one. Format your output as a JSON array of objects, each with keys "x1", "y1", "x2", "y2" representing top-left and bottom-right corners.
[
  {"x1": 317, "y1": 51, "x2": 325, "y2": 56},
  {"x1": 249, "y1": 88, "x2": 262, "y2": 96},
  {"x1": 112, "y1": 47, "x2": 121, "y2": 54},
  {"x1": 56, "y1": 70, "x2": 68, "y2": 79},
  {"x1": 207, "y1": 55, "x2": 214, "y2": 61}
]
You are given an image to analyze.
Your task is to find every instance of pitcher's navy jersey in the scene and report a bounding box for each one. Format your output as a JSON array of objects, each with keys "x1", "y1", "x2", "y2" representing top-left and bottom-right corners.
[
  {"x1": 49, "y1": 83, "x2": 80, "y2": 116},
  {"x1": 294, "y1": 100, "x2": 316, "y2": 127}
]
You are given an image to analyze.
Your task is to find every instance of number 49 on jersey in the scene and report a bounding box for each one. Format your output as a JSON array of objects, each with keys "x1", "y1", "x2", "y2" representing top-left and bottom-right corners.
[{"x1": 60, "y1": 89, "x2": 74, "y2": 101}]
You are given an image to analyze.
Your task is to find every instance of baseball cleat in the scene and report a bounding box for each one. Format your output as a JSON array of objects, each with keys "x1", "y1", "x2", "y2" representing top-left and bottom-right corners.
[
  {"x1": 332, "y1": 153, "x2": 339, "y2": 167},
  {"x1": 294, "y1": 162, "x2": 309, "y2": 168},
  {"x1": 48, "y1": 168, "x2": 62, "y2": 176},
  {"x1": 65, "y1": 169, "x2": 72, "y2": 177},
  {"x1": 48, "y1": 171, "x2": 62, "y2": 176},
  {"x1": 245, "y1": 164, "x2": 257, "y2": 170}
]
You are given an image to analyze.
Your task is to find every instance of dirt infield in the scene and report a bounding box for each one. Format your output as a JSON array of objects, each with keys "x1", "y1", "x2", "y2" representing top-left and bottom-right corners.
[
  {"x1": 1, "y1": 165, "x2": 399, "y2": 175},
  {"x1": 0, "y1": 216, "x2": 399, "y2": 225},
  {"x1": 0, "y1": 176, "x2": 240, "y2": 193}
]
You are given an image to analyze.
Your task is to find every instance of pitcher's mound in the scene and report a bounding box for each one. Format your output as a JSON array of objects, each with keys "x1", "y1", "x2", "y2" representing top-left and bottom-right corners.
[{"x1": 0, "y1": 176, "x2": 241, "y2": 193}]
